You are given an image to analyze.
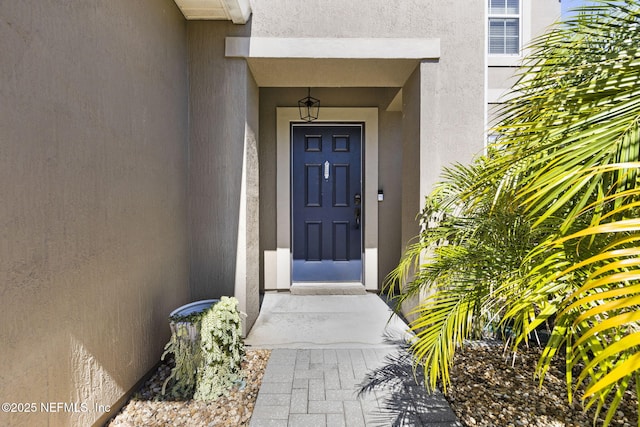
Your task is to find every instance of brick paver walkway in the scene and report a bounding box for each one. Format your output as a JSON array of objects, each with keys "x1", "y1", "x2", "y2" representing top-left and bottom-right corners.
[{"x1": 250, "y1": 348, "x2": 461, "y2": 427}]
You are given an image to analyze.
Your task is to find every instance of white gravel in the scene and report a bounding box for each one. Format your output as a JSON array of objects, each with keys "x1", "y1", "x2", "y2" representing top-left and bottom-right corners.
[
  {"x1": 107, "y1": 349, "x2": 270, "y2": 427},
  {"x1": 446, "y1": 341, "x2": 638, "y2": 427}
]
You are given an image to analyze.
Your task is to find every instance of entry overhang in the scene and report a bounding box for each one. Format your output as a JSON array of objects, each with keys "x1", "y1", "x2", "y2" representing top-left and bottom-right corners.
[
  {"x1": 226, "y1": 37, "x2": 440, "y2": 60},
  {"x1": 225, "y1": 37, "x2": 440, "y2": 87},
  {"x1": 173, "y1": 0, "x2": 251, "y2": 23}
]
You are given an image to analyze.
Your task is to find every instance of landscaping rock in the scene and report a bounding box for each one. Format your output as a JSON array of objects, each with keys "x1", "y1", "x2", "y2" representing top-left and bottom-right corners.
[
  {"x1": 446, "y1": 341, "x2": 638, "y2": 427},
  {"x1": 107, "y1": 349, "x2": 270, "y2": 427}
]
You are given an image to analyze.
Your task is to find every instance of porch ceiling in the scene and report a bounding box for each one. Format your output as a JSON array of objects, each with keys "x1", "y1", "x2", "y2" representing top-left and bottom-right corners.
[
  {"x1": 246, "y1": 58, "x2": 420, "y2": 87},
  {"x1": 173, "y1": 0, "x2": 251, "y2": 23},
  {"x1": 226, "y1": 37, "x2": 441, "y2": 87}
]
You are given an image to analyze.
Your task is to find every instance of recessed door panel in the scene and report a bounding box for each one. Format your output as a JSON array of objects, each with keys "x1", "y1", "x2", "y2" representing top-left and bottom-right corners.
[
  {"x1": 332, "y1": 164, "x2": 350, "y2": 207},
  {"x1": 292, "y1": 125, "x2": 363, "y2": 282},
  {"x1": 332, "y1": 221, "x2": 350, "y2": 261},
  {"x1": 305, "y1": 135, "x2": 322, "y2": 152},
  {"x1": 305, "y1": 221, "x2": 322, "y2": 261},
  {"x1": 305, "y1": 164, "x2": 322, "y2": 207},
  {"x1": 333, "y1": 135, "x2": 350, "y2": 152}
]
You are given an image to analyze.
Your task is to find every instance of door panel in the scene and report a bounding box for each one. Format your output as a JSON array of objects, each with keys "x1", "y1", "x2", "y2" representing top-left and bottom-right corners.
[
  {"x1": 305, "y1": 221, "x2": 322, "y2": 261},
  {"x1": 332, "y1": 221, "x2": 350, "y2": 261},
  {"x1": 292, "y1": 124, "x2": 362, "y2": 282},
  {"x1": 332, "y1": 164, "x2": 350, "y2": 207},
  {"x1": 305, "y1": 164, "x2": 322, "y2": 207}
]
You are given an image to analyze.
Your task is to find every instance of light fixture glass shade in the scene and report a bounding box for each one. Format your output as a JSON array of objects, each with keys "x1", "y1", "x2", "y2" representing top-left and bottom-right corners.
[{"x1": 298, "y1": 88, "x2": 320, "y2": 122}]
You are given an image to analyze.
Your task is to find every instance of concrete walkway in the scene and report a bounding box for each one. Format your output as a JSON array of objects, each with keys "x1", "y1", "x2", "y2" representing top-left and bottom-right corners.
[{"x1": 245, "y1": 293, "x2": 462, "y2": 427}]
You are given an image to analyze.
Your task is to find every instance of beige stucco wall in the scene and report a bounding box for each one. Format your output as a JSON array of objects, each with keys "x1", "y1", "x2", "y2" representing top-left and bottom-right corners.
[
  {"x1": 531, "y1": 0, "x2": 562, "y2": 39},
  {"x1": 250, "y1": 0, "x2": 441, "y2": 38},
  {"x1": 401, "y1": 68, "x2": 423, "y2": 249},
  {"x1": 187, "y1": 21, "x2": 260, "y2": 333},
  {"x1": 254, "y1": 1, "x2": 486, "y2": 291},
  {"x1": 377, "y1": 111, "x2": 404, "y2": 285},
  {"x1": 487, "y1": 0, "x2": 560, "y2": 122},
  {"x1": 0, "y1": 1, "x2": 189, "y2": 426},
  {"x1": 401, "y1": 12, "x2": 487, "y2": 244}
]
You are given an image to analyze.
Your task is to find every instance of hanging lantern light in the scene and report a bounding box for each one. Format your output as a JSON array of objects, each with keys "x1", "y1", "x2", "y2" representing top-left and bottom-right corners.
[{"x1": 298, "y1": 87, "x2": 320, "y2": 122}]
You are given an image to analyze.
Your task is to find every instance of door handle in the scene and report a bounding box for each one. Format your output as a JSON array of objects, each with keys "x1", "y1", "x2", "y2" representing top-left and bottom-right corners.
[
  {"x1": 324, "y1": 161, "x2": 330, "y2": 180},
  {"x1": 355, "y1": 207, "x2": 360, "y2": 229}
]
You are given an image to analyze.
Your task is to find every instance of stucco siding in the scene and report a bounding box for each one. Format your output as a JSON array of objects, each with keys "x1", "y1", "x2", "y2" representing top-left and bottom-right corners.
[
  {"x1": 256, "y1": 2, "x2": 485, "y2": 290},
  {"x1": 401, "y1": 69, "x2": 423, "y2": 247},
  {"x1": 377, "y1": 112, "x2": 403, "y2": 286},
  {"x1": 250, "y1": 0, "x2": 441, "y2": 38},
  {"x1": 487, "y1": 0, "x2": 561, "y2": 112},
  {"x1": 187, "y1": 21, "x2": 259, "y2": 332},
  {"x1": 0, "y1": 1, "x2": 189, "y2": 426},
  {"x1": 532, "y1": 0, "x2": 561, "y2": 39}
]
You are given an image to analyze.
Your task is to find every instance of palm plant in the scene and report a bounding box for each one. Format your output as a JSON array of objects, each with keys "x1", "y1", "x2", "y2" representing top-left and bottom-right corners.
[
  {"x1": 386, "y1": 1, "x2": 640, "y2": 425},
  {"x1": 385, "y1": 156, "x2": 543, "y2": 390}
]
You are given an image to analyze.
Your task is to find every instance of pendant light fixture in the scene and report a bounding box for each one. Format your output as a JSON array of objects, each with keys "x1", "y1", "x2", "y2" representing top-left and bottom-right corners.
[{"x1": 297, "y1": 87, "x2": 320, "y2": 122}]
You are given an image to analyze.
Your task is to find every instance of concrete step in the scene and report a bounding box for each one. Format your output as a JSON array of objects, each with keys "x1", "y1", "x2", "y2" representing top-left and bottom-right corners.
[{"x1": 290, "y1": 282, "x2": 367, "y2": 295}]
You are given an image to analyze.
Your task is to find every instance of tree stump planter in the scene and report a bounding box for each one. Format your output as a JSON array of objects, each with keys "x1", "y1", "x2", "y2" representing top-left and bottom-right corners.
[{"x1": 161, "y1": 297, "x2": 245, "y2": 400}]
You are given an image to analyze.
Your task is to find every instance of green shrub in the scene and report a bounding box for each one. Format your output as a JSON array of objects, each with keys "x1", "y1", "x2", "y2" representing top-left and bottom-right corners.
[
  {"x1": 161, "y1": 297, "x2": 245, "y2": 400},
  {"x1": 194, "y1": 296, "x2": 245, "y2": 400}
]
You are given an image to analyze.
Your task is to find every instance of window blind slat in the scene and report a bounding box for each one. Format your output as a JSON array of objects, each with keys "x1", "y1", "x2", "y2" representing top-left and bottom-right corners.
[
  {"x1": 488, "y1": 15, "x2": 519, "y2": 55},
  {"x1": 505, "y1": 37, "x2": 519, "y2": 54},
  {"x1": 489, "y1": 37, "x2": 505, "y2": 54},
  {"x1": 489, "y1": 0, "x2": 506, "y2": 14},
  {"x1": 505, "y1": 19, "x2": 519, "y2": 36},
  {"x1": 489, "y1": 0, "x2": 519, "y2": 14}
]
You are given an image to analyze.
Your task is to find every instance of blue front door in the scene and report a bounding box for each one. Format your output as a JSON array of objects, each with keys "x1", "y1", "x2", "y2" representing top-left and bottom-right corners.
[{"x1": 291, "y1": 124, "x2": 363, "y2": 282}]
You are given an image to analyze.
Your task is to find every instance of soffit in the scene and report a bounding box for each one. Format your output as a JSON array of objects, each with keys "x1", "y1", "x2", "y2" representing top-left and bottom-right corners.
[
  {"x1": 245, "y1": 58, "x2": 419, "y2": 87},
  {"x1": 225, "y1": 37, "x2": 440, "y2": 87},
  {"x1": 173, "y1": 0, "x2": 251, "y2": 23}
]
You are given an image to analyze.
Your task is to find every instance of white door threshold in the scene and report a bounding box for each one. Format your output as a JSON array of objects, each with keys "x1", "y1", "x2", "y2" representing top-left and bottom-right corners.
[{"x1": 290, "y1": 282, "x2": 367, "y2": 295}]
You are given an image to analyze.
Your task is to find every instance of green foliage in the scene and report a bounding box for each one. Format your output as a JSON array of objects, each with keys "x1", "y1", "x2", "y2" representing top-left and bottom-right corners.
[
  {"x1": 194, "y1": 296, "x2": 245, "y2": 400},
  {"x1": 161, "y1": 321, "x2": 202, "y2": 399},
  {"x1": 387, "y1": 2, "x2": 640, "y2": 425},
  {"x1": 161, "y1": 297, "x2": 245, "y2": 401},
  {"x1": 385, "y1": 157, "x2": 543, "y2": 392}
]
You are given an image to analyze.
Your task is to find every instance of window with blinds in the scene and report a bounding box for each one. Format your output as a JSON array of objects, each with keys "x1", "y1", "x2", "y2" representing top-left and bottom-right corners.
[{"x1": 488, "y1": 0, "x2": 520, "y2": 55}]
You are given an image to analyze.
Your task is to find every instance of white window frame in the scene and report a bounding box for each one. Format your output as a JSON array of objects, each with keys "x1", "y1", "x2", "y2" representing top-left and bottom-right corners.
[
  {"x1": 488, "y1": 0, "x2": 521, "y2": 56},
  {"x1": 487, "y1": 0, "x2": 531, "y2": 67}
]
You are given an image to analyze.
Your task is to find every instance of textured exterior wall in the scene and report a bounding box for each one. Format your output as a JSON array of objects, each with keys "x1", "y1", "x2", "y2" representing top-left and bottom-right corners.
[
  {"x1": 400, "y1": 68, "x2": 423, "y2": 321},
  {"x1": 250, "y1": 0, "x2": 441, "y2": 38},
  {"x1": 0, "y1": 1, "x2": 189, "y2": 426},
  {"x1": 401, "y1": 69, "x2": 423, "y2": 247},
  {"x1": 187, "y1": 21, "x2": 259, "y2": 333},
  {"x1": 488, "y1": 66, "x2": 520, "y2": 96},
  {"x1": 255, "y1": 1, "x2": 485, "y2": 290},
  {"x1": 398, "y1": 4, "x2": 485, "y2": 317},
  {"x1": 392, "y1": 2, "x2": 486, "y2": 242},
  {"x1": 377, "y1": 111, "x2": 403, "y2": 285},
  {"x1": 487, "y1": 0, "x2": 561, "y2": 116},
  {"x1": 531, "y1": 0, "x2": 561, "y2": 39}
]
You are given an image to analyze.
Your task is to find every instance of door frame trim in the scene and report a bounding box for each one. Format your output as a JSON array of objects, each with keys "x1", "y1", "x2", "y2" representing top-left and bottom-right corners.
[
  {"x1": 290, "y1": 123, "x2": 364, "y2": 282},
  {"x1": 274, "y1": 108, "x2": 378, "y2": 290}
]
